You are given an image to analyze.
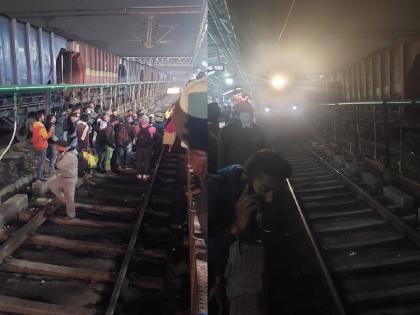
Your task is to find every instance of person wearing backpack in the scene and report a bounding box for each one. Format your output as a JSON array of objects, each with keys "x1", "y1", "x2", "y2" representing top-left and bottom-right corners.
[
  {"x1": 116, "y1": 115, "x2": 136, "y2": 169},
  {"x1": 136, "y1": 115, "x2": 156, "y2": 180}
]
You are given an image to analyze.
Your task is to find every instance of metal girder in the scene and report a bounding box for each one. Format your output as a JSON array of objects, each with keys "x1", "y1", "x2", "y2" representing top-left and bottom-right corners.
[
  {"x1": 208, "y1": 0, "x2": 241, "y2": 69},
  {"x1": 126, "y1": 56, "x2": 193, "y2": 67},
  {"x1": 4, "y1": 6, "x2": 203, "y2": 18},
  {"x1": 192, "y1": 2, "x2": 208, "y2": 67},
  {"x1": 208, "y1": 0, "x2": 248, "y2": 95}
]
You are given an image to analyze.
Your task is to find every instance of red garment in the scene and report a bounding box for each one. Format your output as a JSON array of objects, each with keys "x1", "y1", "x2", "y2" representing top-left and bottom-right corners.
[
  {"x1": 32, "y1": 121, "x2": 52, "y2": 151},
  {"x1": 164, "y1": 120, "x2": 176, "y2": 133}
]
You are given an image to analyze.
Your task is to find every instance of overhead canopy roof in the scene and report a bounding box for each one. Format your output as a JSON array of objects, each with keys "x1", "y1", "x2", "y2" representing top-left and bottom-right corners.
[
  {"x1": 208, "y1": 0, "x2": 245, "y2": 97},
  {"x1": 228, "y1": 0, "x2": 420, "y2": 78},
  {"x1": 0, "y1": 0, "x2": 207, "y2": 77}
]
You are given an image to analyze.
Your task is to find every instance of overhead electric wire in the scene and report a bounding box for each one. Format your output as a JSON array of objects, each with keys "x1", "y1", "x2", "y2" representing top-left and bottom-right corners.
[{"x1": 275, "y1": 0, "x2": 297, "y2": 46}]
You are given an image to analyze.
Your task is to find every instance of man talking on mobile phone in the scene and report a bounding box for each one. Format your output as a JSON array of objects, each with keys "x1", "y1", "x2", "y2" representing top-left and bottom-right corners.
[{"x1": 209, "y1": 149, "x2": 292, "y2": 315}]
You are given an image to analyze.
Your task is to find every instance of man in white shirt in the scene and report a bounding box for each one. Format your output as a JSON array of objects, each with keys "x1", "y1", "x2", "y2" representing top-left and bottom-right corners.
[{"x1": 48, "y1": 140, "x2": 79, "y2": 219}]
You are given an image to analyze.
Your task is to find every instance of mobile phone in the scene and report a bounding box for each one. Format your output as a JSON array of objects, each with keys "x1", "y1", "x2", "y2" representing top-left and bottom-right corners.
[{"x1": 246, "y1": 182, "x2": 261, "y2": 213}]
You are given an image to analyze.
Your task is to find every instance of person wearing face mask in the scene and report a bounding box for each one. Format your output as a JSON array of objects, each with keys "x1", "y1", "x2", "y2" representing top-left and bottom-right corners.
[
  {"x1": 208, "y1": 149, "x2": 292, "y2": 315},
  {"x1": 218, "y1": 101, "x2": 266, "y2": 170}
]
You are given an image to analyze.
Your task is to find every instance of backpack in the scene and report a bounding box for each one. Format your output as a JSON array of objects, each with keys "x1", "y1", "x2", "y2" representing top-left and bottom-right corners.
[
  {"x1": 117, "y1": 125, "x2": 130, "y2": 147},
  {"x1": 136, "y1": 126, "x2": 152, "y2": 147}
]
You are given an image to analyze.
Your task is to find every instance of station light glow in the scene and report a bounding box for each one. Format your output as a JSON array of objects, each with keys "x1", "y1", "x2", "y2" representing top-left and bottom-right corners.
[
  {"x1": 225, "y1": 77, "x2": 234, "y2": 85},
  {"x1": 264, "y1": 107, "x2": 271, "y2": 113},
  {"x1": 202, "y1": 61, "x2": 208, "y2": 67},
  {"x1": 167, "y1": 87, "x2": 181, "y2": 95},
  {"x1": 270, "y1": 75, "x2": 288, "y2": 90},
  {"x1": 292, "y1": 105, "x2": 298, "y2": 111},
  {"x1": 222, "y1": 89, "x2": 235, "y2": 96}
]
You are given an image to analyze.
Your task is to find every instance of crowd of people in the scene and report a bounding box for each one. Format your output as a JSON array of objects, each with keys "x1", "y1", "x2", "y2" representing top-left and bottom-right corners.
[
  {"x1": 208, "y1": 100, "x2": 293, "y2": 315},
  {"x1": 31, "y1": 100, "x2": 178, "y2": 218},
  {"x1": 32, "y1": 102, "x2": 176, "y2": 180},
  {"x1": 30, "y1": 76, "x2": 291, "y2": 314}
]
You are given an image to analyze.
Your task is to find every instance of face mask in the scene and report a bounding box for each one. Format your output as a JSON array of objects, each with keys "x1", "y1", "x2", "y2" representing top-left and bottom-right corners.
[{"x1": 239, "y1": 112, "x2": 252, "y2": 128}]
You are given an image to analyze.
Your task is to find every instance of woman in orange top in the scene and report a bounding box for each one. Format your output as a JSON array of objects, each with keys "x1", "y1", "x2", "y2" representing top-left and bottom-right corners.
[{"x1": 32, "y1": 112, "x2": 53, "y2": 182}]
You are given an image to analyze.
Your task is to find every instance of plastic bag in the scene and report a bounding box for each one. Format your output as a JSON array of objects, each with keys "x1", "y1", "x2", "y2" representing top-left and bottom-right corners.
[{"x1": 82, "y1": 150, "x2": 98, "y2": 169}]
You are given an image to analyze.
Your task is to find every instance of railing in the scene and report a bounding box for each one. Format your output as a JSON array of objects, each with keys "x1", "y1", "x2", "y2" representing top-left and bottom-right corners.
[
  {"x1": 318, "y1": 99, "x2": 420, "y2": 179},
  {"x1": 0, "y1": 80, "x2": 176, "y2": 148},
  {"x1": 0, "y1": 81, "x2": 176, "y2": 113}
]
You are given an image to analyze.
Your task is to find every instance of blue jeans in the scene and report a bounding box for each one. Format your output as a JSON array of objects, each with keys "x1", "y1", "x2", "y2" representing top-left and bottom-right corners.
[
  {"x1": 47, "y1": 143, "x2": 57, "y2": 173},
  {"x1": 35, "y1": 149, "x2": 47, "y2": 180},
  {"x1": 97, "y1": 144, "x2": 105, "y2": 170},
  {"x1": 118, "y1": 143, "x2": 133, "y2": 166}
]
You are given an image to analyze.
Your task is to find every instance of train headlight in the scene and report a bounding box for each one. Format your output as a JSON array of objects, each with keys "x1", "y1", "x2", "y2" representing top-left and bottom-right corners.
[
  {"x1": 225, "y1": 78, "x2": 234, "y2": 85},
  {"x1": 270, "y1": 75, "x2": 288, "y2": 90}
]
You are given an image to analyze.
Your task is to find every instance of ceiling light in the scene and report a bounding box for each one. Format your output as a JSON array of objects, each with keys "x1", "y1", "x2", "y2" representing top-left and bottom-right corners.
[
  {"x1": 225, "y1": 78, "x2": 234, "y2": 85},
  {"x1": 167, "y1": 87, "x2": 181, "y2": 95}
]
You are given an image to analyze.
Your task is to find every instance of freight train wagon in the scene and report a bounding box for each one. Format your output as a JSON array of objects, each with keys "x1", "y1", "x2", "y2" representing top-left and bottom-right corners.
[{"x1": 0, "y1": 14, "x2": 170, "y2": 140}]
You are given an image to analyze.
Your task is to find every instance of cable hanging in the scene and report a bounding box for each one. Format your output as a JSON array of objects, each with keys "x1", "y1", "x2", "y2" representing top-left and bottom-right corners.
[
  {"x1": 0, "y1": 93, "x2": 18, "y2": 161},
  {"x1": 275, "y1": 0, "x2": 297, "y2": 46}
]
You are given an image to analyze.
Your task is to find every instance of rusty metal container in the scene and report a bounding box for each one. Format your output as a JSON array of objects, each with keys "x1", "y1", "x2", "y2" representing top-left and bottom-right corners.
[
  {"x1": 328, "y1": 41, "x2": 420, "y2": 102},
  {"x1": 0, "y1": 14, "x2": 67, "y2": 85}
]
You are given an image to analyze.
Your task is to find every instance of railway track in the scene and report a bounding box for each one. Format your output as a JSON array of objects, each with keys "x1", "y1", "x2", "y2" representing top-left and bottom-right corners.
[
  {"x1": 0, "y1": 150, "x2": 189, "y2": 315},
  {"x1": 280, "y1": 146, "x2": 420, "y2": 315}
]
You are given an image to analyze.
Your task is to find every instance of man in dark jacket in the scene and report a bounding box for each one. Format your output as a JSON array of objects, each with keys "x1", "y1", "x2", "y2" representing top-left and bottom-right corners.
[
  {"x1": 86, "y1": 102, "x2": 98, "y2": 147},
  {"x1": 55, "y1": 109, "x2": 67, "y2": 141},
  {"x1": 102, "y1": 117, "x2": 119, "y2": 174},
  {"x1": 209, "y1": 149, "x2": 292, "y2": 315},
  {"x1": 218, "y1": 101, "x2": 266, "y2": 169},
  {"x1": 208, "y1": 102, "x2": 221, "y2": 174},
  {"x1": 116, "y1": 115, "x2": 136, "y2": 169}
]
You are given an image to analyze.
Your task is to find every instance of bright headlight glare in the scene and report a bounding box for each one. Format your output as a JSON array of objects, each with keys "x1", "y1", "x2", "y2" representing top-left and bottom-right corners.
[
  {"x1": 271, "y1": 75, "x2": 288, "y2": 90},
  {"x1": 225, "y1": 78, "x2": 234, "y2": 85}
]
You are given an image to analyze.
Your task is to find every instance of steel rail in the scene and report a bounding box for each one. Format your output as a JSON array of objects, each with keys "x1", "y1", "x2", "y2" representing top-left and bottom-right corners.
[
  {"x1": 0, "y1": 203, "x2": 60, "y2": 264},
  {"x1": 307, "y1": 147, "x2": 420, "y2": 248},
  {"x1": 321, "y1": 100, "x2": 417, "y2": 106},
  {"x1": 286, "y1": 178, "x2": 347, "y2": 315},
  {"x1": 105, "y1": 148, "x2": 165, "y2": 315}
]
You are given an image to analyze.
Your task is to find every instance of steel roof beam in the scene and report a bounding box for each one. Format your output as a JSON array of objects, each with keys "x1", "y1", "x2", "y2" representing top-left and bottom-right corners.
[{"x1": 126, "y1": 56, "x2": 193, "y2": 67}]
